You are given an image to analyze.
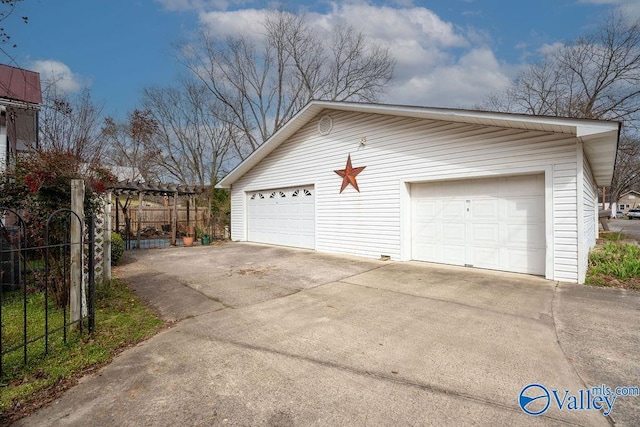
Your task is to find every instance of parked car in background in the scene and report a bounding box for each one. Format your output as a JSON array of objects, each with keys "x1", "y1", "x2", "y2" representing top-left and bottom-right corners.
[
  {"x1": 616, "y1": 211, "x2": 624, "y2": 218},
  {"x1": 627, "y1": 209, "x2": 640, "y2": 219}
]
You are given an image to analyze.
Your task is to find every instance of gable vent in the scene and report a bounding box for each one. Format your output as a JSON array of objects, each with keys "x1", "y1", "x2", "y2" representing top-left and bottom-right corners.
[{"x1": 317, "y1": 114, "x2": 333, "y2": 135}]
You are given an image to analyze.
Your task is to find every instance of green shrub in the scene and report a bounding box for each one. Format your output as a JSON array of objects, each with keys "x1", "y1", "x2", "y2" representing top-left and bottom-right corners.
[
  {"x1": 587, "y1": 242, "x2": 640, "y2": 281},
  {"x1": 111, "y1": 232, "x2": 125, "y2": 265}
]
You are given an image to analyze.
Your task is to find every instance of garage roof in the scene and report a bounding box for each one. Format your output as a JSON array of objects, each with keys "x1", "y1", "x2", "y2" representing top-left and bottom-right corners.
[{"x1": 217, "y1": 100, "x2": 621, "y2": 189}]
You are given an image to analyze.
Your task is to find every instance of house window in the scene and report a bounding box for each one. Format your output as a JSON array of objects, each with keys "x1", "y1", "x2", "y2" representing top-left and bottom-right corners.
[
  {"x1": 250, "y1": 194, "x2": 256, "y2": 200},
  {"x1": 269, "y1": 192, "x2": 276, "y2": 198},
  {"x1": 279, "y1": 191, "x2": 286, "y2": 198},
  {"x1": 292, "y1": 190, "x2": 299, "y2": 197},
  {"x1": 304, "y1": 189, "x2": 312, "y2": 196},
  {"x1": 9, "y1": 108, "x2": 38, "y2": 154}
]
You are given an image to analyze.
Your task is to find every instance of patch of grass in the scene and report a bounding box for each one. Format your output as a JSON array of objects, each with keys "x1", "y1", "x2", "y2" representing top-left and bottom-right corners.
[
  {"x1": 1, "y1": 279, "x2": 164, "y2": 422},
  {"x1": 597, "y1": 231, "x2": 626, "y2": 241},
  {"x1": 586, "y1": 242, "x2": 640, "y2": 290},
  {"x1": 1, "y1": 291, "x2": 67, "y2": 370}
]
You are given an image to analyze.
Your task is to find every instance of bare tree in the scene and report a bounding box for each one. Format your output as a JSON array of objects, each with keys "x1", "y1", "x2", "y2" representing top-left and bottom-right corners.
[
  {"x1": 483, "y1": 12, "x2": 640, "y2": 201},
  {"x1": 612, "y1": 134, "x2": 640, "y2": 195},
  {"x1": 102, "y1": 109, "x2": 161, "y2": 182},
  {"x1": 140, "y1": 78, "x2": 235, "y2": 186},
  {"x1": 38, "y1": 86, "x2": 105, "y2": 164},
  {"x1": 178, "y1": 11, "x2": 395, "y2": 159},
  {"x1": 0, "y1": 0, "x2": 28, "y2": 60}
]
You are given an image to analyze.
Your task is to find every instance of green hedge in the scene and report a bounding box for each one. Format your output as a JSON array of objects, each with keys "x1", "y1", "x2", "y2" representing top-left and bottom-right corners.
[{"x1": 111, "y1": 232, "x2": 125, "y2": 265}]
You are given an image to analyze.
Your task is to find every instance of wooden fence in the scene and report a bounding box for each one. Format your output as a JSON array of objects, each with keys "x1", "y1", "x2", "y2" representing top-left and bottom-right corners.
[{"x1": 112, "y1": 206, "x2": 212, "y2": 237}]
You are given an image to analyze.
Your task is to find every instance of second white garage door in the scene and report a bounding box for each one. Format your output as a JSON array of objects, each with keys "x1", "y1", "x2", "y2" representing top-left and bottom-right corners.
[
  {"x1": 247, "y1": 186, "x2": 315, "y2": 249},
  {"x1": 411, "y1": 175, "x2": 545, "y2": 275}
]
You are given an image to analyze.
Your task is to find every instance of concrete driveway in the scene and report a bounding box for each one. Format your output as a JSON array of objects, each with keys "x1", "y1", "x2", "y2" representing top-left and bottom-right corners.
[
  {"x1": 15, "y1": 243, "x2": 640, "y2": 426},
  {"x1": 608, "y1": 218, "x2": 640, "y2": 242}
]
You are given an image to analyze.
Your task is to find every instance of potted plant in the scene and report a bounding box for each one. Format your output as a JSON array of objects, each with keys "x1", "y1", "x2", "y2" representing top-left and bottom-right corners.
[
  {"x1": 182, "y1": 225, "x2": 195, "y2": 247},
  {"x1": 197, "y1": 227, "x2": 210, "y2": 245}
]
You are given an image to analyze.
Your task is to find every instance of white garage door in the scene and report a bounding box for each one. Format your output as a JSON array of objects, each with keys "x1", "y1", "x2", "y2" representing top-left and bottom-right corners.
[
  {"x1": 247, "y1": 186, "x2": 315, "y2": 249},
  {"x1": 411, "y1": 175, "x2": 545, "y2": 275}
]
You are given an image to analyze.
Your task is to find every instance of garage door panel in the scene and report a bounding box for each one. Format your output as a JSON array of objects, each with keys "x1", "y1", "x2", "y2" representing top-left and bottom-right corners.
[
  {"x1": 506, "y1": 223, "x2": 545, "y2": 247},
  {"x1": 506, "y1": 197, "x2": 544, "y2": 220},
  {"x1": 507, "y1": 249, "x2": 545, "y2": 274},
  {"x1": 471, "y1": 199, "x2": 499, "y2": 219},
  {"x1": 414, "y1": 199, "x2": 439, "y2": 217},
  {"x1": 415, "y1": 223, "x2": 437, "y2": 240},
  {"x1": 442, "y1": 200, "x2": 465, "y2": 218},
  {"x1": 469, "y1": 246, "x2": 500, "y2": 269},
  {"x1": 442, "y1": 245, "x2": 465, "y2": 265},
  {"x1": 463, "y1": 178, "x2": 494, "y2": 197},
  {"x1": 442, "y1": 222, "x2": 464, "y2": 242},
  {"x1": 469, "y1": 223, "x2": 500, "y2": 245},
  {"x1": 247, "y1": 186, "x2": 315, "y2": 249},
  {"x1": 414, "y1": 242, "x2": 439, "y2": 262},
  {"x1": 412, "y1": 174, "x2": 545, "y2": 275}
]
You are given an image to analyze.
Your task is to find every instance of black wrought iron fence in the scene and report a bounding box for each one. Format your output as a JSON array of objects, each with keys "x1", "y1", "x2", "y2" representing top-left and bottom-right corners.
[{"x1": 0, "y1": 207, "x2": 96, "y2": 378}]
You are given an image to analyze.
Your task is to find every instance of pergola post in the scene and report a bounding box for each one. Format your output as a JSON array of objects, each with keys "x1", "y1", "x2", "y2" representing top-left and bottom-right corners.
[
  {"x1": 114, "y1": 193, "x2": 120, "y2": 234},
  {"x1": 137, "y1": 191, "x2": 143, "y2": 249},
  {"x1": 186, "y1": 196, "x2": 191, "y2": 234},
  {"x1": 171, "y1": 191, "x2": 178, "y2": 245},
  {"x1": 194, "y1": 194, "x2": 199, "y2": 237}
]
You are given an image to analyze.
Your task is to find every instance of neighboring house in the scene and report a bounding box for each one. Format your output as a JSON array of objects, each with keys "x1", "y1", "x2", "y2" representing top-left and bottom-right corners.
[
  {"x1": 0, "y1": 64, "x2": 42, "y2": 173},
  {"x1": 217, "y1": 101, "x2": 620, "y2": 284},
  {"x1": 617, "y1": 191, "x2": 640, "y2": 212}
]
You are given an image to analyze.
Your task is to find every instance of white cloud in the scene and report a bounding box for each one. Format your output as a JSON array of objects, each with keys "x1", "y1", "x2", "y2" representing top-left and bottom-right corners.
[
  {"x1": 579, "y1": 0, "x2": 640, "y2": 18},
  {"x1": 325, "y1": 3, "x2": 468, "y2": 48},
  {"x1": 537, "y1": 42, "x2": 565, "y2": 56},
  {"x1": 29, "y1": 59, "x2": 86, "y2": 94},
  {"x1": 387, "y1": 48, "x2": 513, "y2": 108},
  {"x1": 198, "y1": 9, "x2": 270, "y2": 41},
  {"x1": 191, "y1": 2, "x2": 517, "y2": 108}
]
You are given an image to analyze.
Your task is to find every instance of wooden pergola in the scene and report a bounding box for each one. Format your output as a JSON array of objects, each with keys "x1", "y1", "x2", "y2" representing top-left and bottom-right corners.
[{"x1": 109, "y1": 180, "x2": 209, "y2": 248}]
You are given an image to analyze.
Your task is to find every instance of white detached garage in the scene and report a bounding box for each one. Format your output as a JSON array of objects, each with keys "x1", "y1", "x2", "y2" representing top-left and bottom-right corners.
[{"x1": 217, "y1": 101, "x2": 620, "y2": 284}]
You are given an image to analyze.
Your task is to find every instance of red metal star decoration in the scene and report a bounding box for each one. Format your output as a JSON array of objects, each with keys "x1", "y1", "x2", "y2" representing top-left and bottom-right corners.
[{"x1": 334, "y1": 154, "x2": 366, "y2": 193}]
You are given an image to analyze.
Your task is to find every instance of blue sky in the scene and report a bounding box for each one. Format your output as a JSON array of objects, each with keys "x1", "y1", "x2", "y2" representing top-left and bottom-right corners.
[{"x1": 5, "y1": 0, "x2": 639, "y2": 119}]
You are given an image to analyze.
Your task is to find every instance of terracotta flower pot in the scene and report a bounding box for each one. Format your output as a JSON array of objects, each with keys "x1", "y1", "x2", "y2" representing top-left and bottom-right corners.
[{"x1": 182, "y1": 236, "x2": 194, "y2": 247}]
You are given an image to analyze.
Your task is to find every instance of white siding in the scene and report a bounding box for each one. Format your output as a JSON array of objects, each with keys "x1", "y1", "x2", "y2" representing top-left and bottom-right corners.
[
  {"x1": 580, "y1": 151, "x2": 598, "y2": 284},
  {"x1": 553, "y1": 162, "x2": 578, "y2": 282},
  {"x1": 231, "y1": 110, "x2": 581, "y2": 281}
]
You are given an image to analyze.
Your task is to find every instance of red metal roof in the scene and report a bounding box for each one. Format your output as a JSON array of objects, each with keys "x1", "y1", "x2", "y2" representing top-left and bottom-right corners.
[{"x1": 0, "y1": 64, "x2": 42, "y2": 105}]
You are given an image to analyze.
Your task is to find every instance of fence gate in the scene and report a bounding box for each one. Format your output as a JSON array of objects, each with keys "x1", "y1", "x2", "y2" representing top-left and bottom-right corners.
[{"x1": 0, "y1": 207, "x2": 97, "y2": 377}]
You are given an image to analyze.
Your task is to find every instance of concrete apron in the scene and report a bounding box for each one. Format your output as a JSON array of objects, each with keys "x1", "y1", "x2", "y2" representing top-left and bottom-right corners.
[{"x1": 16, "y1": 257, "x2": 611, "y2": 426}]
